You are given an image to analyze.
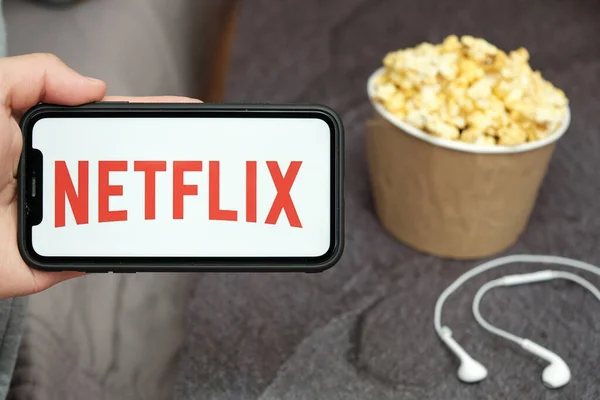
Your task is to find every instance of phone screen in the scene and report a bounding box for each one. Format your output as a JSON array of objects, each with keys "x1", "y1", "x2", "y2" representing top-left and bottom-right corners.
[{"x1": 20, "y1": 106, "x2": 342, "y2": 270}]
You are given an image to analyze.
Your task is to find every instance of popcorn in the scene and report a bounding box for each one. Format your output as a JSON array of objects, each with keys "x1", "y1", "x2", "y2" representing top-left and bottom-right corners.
[
  {"x1": 405, "y1": 109, "x2": 428, "y2": 129},
  {"x1": 497, "y1": 123, "x2": 528, "y2": 146},
  {"x1": 466, "y1": 111, "x2": 493, "y2": 131},
  {"x1": 460, "y1": 127, "x2": 485, "y2": 143},
  {"x1": 467, "y1": 77, "x2": 494, "y2": 99},
  {"x1": 373, "y1": 35, "x2": 569, "y2": 146},
  {"x1": 426, "y1": 116, "x2": 460, "y2": 140}
]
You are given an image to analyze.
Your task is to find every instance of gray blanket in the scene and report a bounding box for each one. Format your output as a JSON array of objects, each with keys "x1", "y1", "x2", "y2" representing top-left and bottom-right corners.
[
  {"x1": 0, "y1": 298, "x2": 26, "y2": 400},
  {"x1": 174, "y1": 0, "x2": 600, "y2": 399}
]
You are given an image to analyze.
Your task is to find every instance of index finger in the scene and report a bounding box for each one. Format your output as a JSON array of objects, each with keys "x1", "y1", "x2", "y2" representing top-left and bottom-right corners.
[{"x1": 0, "y1": 53, "x2": 106, "y2": 111}]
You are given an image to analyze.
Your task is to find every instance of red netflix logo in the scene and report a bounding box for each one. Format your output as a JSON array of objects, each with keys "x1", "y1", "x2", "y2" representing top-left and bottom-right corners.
[{"x1": 54, "y1": 160, "x2": 303, "y2": 228}]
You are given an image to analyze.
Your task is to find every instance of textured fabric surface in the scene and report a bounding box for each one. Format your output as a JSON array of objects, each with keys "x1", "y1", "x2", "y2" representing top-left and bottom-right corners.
[
  {"x1": 3, "y1": 0, "x2": 232, "y2": 399},
  {"x1": 0, "y1": 298, "x2": 26, "y2": 400},
  {"x1": 175, "y1": 0, "x2": 600, "y2": 399}
]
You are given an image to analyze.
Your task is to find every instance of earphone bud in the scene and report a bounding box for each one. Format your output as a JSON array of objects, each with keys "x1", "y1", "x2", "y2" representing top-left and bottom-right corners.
[
  {"x1": 434, "y1": 255, "x2": 600, "y2": 390},
  {"x1": 439, "y1": 326, "x2": 488, "y2": 383},
  {"x1": 521, "y1": 339, "x2": 571, "y2": 389}
]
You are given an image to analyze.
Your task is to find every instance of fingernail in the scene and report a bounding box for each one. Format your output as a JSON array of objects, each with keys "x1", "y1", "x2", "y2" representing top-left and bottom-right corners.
[{"x1": 86, "y1": 76, "x2": 103, "y2": 83}]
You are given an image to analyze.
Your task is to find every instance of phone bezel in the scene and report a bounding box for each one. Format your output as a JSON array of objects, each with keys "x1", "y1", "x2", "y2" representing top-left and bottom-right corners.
[{"x1": 18, "y1": 102, "x2": 344, "y2": 273}]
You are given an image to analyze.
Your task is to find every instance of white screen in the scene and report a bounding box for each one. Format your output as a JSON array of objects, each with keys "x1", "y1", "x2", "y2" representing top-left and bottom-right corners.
[{"x1": 31, "y1": 117, "x2": 332, "y2": 257}]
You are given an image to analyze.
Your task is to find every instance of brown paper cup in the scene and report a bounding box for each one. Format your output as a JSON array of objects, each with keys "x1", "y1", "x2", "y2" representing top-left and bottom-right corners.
[{"x1": 366, "y1": 68, "x2": 571, "y2": 259}]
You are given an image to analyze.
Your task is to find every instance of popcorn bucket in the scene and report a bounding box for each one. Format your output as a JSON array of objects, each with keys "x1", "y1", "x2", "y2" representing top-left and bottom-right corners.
[{"x1": 365, "y1": 67, "x2": 571, "y2": 259}]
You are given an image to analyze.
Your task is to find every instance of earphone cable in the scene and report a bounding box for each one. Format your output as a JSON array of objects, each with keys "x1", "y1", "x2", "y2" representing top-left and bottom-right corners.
[
  {"x1": 471, "y1": 271, "x2": 600, "y2": 347},
  {"x1": 471, "y1": 278, "x2": 525, "y2": 345},
  {"x1": 434, "y1": 255, "x2": 600, "y2": 342},
  {"x1": 472, "y1": 271, "x2": 600, "y2": 345}
]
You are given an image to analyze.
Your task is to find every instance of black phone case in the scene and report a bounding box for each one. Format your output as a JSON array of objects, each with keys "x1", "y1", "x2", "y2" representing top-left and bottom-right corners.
[{"x1": 17, "y1": 102, "x2": 344, "y2": 273}]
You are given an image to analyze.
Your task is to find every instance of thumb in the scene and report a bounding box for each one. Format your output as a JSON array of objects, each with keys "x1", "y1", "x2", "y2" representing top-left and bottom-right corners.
[{"x1": 0, "y1": 53, "x2": 107, "y2": 111}]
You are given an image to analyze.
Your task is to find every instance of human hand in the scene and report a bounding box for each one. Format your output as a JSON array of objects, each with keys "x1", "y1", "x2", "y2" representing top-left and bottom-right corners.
[{"x1": 0, "y1": 53, "x2": 200, "y2": 299}]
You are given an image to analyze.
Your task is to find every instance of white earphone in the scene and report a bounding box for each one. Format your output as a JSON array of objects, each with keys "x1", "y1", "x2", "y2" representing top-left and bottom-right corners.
[{"x1": 435, "y1": 255, "x2": 600, "y2": 389}]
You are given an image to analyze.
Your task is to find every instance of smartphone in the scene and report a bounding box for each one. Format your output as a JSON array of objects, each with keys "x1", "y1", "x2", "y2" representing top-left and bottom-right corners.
[{"x1": 18, "y1": 103, "x2": 344, "y2": 273}]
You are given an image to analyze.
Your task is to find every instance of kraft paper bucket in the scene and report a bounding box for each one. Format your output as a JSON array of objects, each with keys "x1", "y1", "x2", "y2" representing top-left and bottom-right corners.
[{"x1": 365, "y1": 68, "x2": 571, "y2": 259}]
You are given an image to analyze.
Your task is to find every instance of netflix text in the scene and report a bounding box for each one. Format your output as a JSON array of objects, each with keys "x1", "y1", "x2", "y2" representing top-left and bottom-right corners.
[{"x1": 54, "y1": 160, "x2": 304, "y2": 228}]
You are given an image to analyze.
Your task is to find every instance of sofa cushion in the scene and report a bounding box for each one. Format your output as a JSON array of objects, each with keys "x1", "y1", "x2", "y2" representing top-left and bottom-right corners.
[{"x1": 4, "y1": 0, "x2": 228, "y2": 97}]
